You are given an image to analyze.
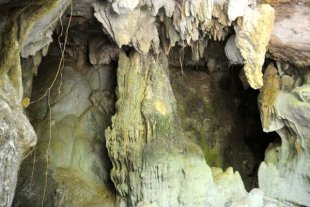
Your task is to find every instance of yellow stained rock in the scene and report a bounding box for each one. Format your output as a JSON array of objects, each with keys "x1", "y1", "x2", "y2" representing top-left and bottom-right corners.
[
  {"x1": 154, "y1": 100, "x2": 167, "y2": 115},
  {"x1": 22, "y1": 97, "x2": 30, "y2": 108},
  {"x1": 236, "y1": 4, "x2": 275, "y2": 89},
  {"x1": 258, "y1": 63, "x2": 280, "y2": 130}
]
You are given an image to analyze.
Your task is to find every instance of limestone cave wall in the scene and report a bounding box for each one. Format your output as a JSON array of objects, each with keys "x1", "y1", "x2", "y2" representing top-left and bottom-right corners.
[{"x1": 0, "y1": 0, "x2": 309, "y2": 207}]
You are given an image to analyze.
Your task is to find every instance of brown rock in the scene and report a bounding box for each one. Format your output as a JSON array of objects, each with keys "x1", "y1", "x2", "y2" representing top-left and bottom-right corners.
[{"x1": 268, "y1": 2, "x2": 310, "y2": 66}]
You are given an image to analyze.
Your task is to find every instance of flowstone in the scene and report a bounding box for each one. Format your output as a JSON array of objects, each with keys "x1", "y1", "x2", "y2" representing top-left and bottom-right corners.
[
  {"x1": 14, "y1": 55, "x2": 116, "y2": 207},
  {"x1": 105, "y1": 51, "x2": 219, "y2": 207},
  {"x1": 258, "y1": 69, "x2": 310, "y2": 206}
]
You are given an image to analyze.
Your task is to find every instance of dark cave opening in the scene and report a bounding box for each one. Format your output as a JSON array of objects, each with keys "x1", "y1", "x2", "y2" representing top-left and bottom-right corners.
[
  {"x1": 168, "y1": 41, "x2": 281, "y2": 190},
  {"x1": 224, "y1": 65, "x2": 281, "y2": 188}
]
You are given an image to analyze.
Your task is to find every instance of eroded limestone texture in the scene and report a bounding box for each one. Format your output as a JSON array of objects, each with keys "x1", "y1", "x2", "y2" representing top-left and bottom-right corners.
[
  {"x1": 94, "y1": 0, "x2": 275, "y2": 89},
  {"x1": 0, "y1": 1, "x2": 70, "y2": 206},
  {"x1": 258, "y1": 69, "x2": 310, "y2": 206},
  {"x1": 105, "y1": 51, "x2": 215, "y2": 206},
  {"x1": 104, "y1": 50, "x2": 274, "y2": 207},
  {"x1": 0, "y1": 97, "x2": 36, "y2": 207},
  {"x1": 14, "y1": 54, "x2": 116, "y2": 207},
  {"x1": 93, "y1": 2, "x2": 159, "y2": 54},
  {"x1": 1, "y1": 0, "x2": 308, "y2": 206},
  {"x1": 235, "y1": 4, "x2": 275, "y2": 89},
  {"x1": 169, "y1": 66, "x2": 258, "y2": 189}
]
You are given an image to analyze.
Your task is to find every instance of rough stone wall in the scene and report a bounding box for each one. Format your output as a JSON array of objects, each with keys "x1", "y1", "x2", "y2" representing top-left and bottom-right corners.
[
  {"x1": 105, "y1": 51, "x2": 276, "y2": 207},
  {"x1": 258, "y1": 67, "x2": 310, "y2": 206},
  {"x1": 0, "y1": 99, "x2": 36, "y2": 207},
  {"x1": 14, "y1": 32, "x2": 117, "y2": 206},
  {"x1": 92, "y1": 1, "x2": 282, "y2": 206},
  {"x1": 268, "y1": 2, "x2": 310, "y2": 67},
  {"x1": 169, "y1": 66, "x2": 257, "y2": 189},
  {"x1": 0, "y1": 1, "x2": 70, "y2": 206}
]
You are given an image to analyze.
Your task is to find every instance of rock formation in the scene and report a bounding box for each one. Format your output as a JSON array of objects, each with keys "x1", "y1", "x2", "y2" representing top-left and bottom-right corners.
[
  {"x1": 268, "y1": 1, "x2": 310, "y2": 67},
  {"x1": 258, "y1": 68, "x2": 310, "y2": 206},
  {"x1": 93, "y1": 0, "x2": 275, "y2": 89},
  {"x1": 0, "y1": 0, "x2": 309, "y2": 207},
  {"x1": 105, "y1": 51, "x2": 216, "y2": 207},
  {"x1": 14, "y1": 54, "x2": 116, "y2": 206},
  {"x1": 0, "y1": 1, "x2": 70, "y2": 206},
  {"x1": 256, "y1": 2, "x2": 310, "y2": 205},
  {"x1": 235, "y1": 4, "x2": 275, "y2": 89}
]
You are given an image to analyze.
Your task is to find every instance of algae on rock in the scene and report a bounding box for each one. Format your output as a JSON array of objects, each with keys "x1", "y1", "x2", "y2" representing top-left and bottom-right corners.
[
  {"x1": 0, "y1": 1, "x2": 70, "y2": 206},
  {"x1": 169, "y1": 66, "x2": 256, "y2": 189},
  {"x1": 105, "y1": 51, "x2": 218, "y2": 206},
  {"x1": 258, "y1": 63, "x2": 281, "y2": 131}
]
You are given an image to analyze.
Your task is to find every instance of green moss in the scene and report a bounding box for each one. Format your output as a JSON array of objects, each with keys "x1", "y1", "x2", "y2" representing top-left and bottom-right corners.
[
  {"x1": 0, "y1": 0, "x2": 63, "y2": 68},
  {"x1": 0, "y1": 16, "x2": 22, "y2": 98},
  {"x1": 174, "y1": 82, "x2": 228, "y2": 168},
  {"x1": 0, "y1": 0, "x2": 68, "y2": 99},
  {"x1": 19, "y1": 0, "x2": 65, "y2": 43},
  {"x1": 0, "y1": 18, "x2": 19, "y2": 74},
  {"x1": 154, "y1": 115, "x2": 175, "y2": 138},
  {"x1": 200, "y1": 144, "x2": 222, "y2": 167}
]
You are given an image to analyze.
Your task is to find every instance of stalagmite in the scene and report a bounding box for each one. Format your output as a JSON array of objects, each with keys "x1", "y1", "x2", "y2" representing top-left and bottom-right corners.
[{"x1": 105, "y1": 51, "x2": 217, "y2": 206}]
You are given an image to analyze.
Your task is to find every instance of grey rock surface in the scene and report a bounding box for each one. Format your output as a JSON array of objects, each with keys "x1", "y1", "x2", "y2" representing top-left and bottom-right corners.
[
  {"x1": 258, "y1": 71, "x2": 310, "y2": 206},
  {"x1": 20, "y1": 0, "x2": 71, "y2": 58},
  {"x1": 225, "y1": 35, "x2": 244, "y2": 65},
  {"x1": 0, "y1": 99, "x2": 36, "y2": 207},
  {"x1": 14, "y1": 53, "x2": 116, "y2": 206},
  {"x1": 0, "y1": 1, "x2": 70, "y2": 205}
]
